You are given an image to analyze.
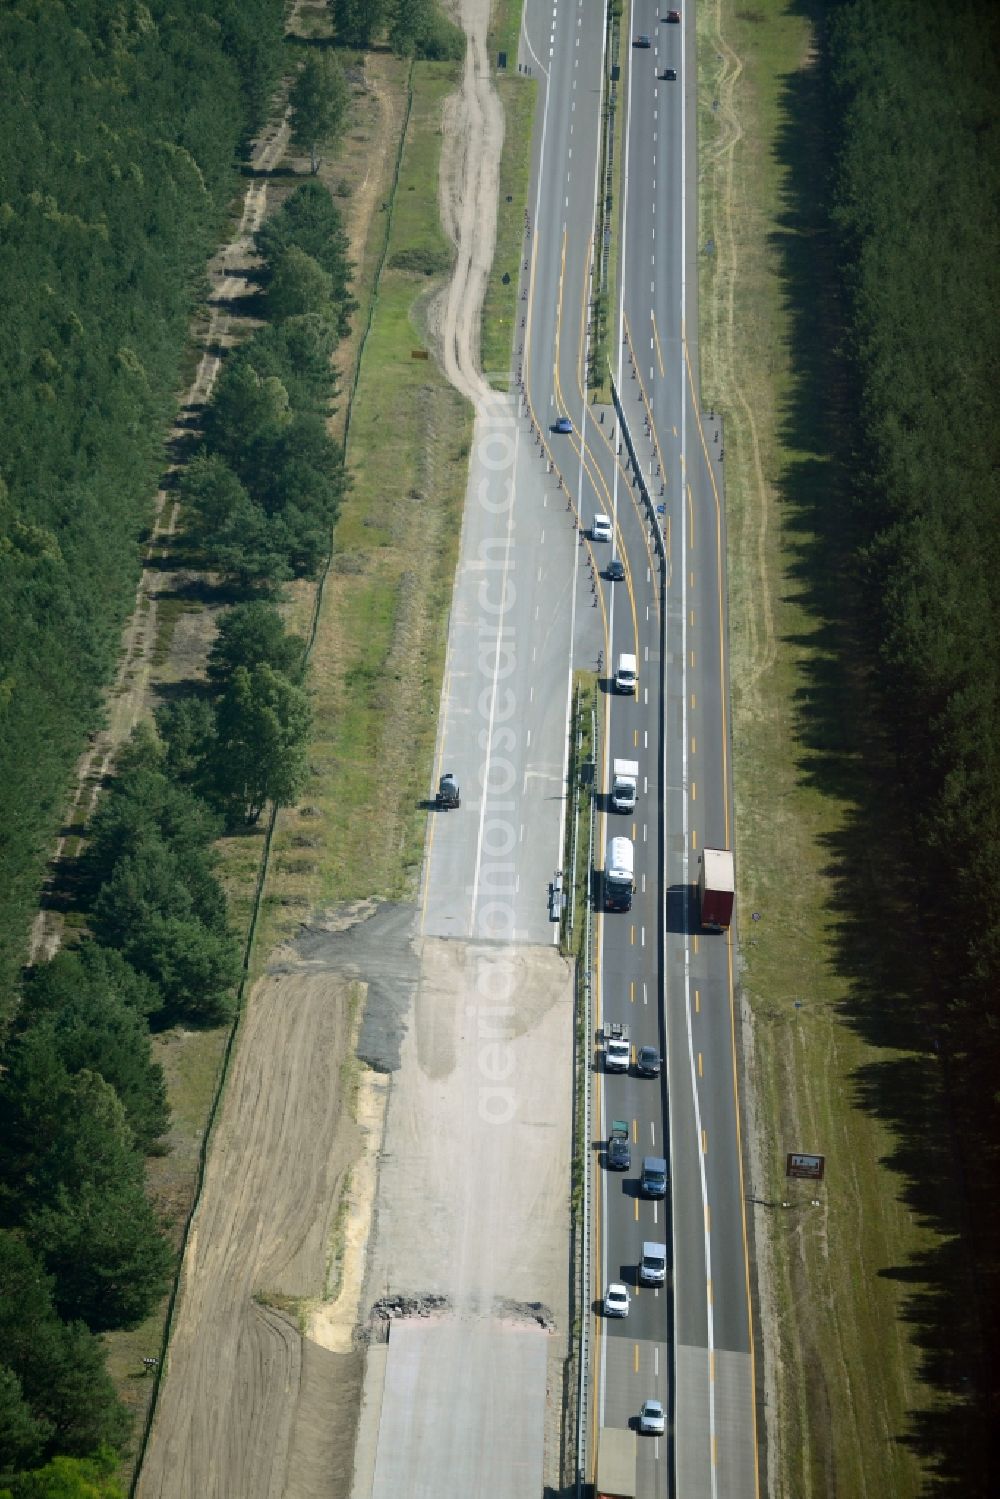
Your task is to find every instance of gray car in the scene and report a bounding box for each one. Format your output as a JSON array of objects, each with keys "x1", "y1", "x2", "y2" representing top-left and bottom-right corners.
[
  {"x1": 641, "y1": 1155, "x2": 668, "y2": 1198},
  {"x1": 637, "y1": 1044, "x2": 661, "y2": 1077}
]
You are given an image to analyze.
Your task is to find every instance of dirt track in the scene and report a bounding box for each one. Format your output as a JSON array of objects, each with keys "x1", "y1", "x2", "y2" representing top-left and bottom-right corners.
[{"x1": 434, "y1": 0, "x2": 505, "y2": 408}]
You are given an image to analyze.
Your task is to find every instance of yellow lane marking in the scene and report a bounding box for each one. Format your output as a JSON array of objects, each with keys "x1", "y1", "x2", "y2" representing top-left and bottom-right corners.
[{"x1": 651, "y1": 308, "x2": 665, "y2": 377}]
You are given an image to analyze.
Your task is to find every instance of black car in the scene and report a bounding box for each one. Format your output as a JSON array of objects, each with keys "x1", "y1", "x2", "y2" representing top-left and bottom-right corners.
[
  {"x1": 637, "y1": 1045, "x2": 661, "y2": 1077},
  {"x1": 607, "y1": 557, "x2": 625, "y2": 582},
  {"x1": 607, "y1": 1134, "x2": 631, "y2": 1171},
  {"x1": 660, "y1": 67, "x2": 677, "y2": 80},
  {"x1": 634, "y1": 34, "x2": 651, "y2": 48}
]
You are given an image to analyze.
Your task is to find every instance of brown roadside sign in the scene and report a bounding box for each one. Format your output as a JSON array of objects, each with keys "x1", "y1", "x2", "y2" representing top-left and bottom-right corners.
[{"x1": 786, "y1": 1152, "x2": 825, "y2": 1181}]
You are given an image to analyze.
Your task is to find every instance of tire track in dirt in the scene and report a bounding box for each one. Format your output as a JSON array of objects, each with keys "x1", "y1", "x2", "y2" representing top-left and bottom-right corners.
[{"x1": 433, "y1": 0, "x2": 505, "y2": 410}]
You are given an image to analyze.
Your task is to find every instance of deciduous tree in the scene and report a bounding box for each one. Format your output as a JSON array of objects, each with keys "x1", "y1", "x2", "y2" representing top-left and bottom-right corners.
[
  {"x1": 212, "y1": 664, "x2": 312, "y2": 824},
  {"x1": 289, "y1": 54, "x2": 348, "y2": 174}
]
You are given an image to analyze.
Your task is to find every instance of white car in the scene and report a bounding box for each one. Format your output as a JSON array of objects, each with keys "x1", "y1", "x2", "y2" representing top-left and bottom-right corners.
[
  {"x1": 604, "y1": 1282, "x2": 630, "y2": 1318},
  {"x1": 592, "y1": 513, "x2": 613, "y2": 543},
  {"x1": 640, "y1": 1398, "x2": 665, "y2": 1434}
]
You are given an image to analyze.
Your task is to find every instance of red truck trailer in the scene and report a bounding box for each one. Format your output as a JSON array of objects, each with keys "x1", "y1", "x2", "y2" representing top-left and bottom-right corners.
[{"x1": 698, "y1": 847, "x2": 734, "y2": 931}]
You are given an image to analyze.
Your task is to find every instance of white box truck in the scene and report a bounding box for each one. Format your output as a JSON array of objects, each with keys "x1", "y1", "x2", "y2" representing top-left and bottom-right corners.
[
  {"x1": 614, "y1": 652, "x2": 637, "y2": 694},
  {"x1": 611, "y1": 758, "x2": 638, "y2": 812},
  {"x1": 604, "y1": 836, "x2": 635, "y2": 911}
]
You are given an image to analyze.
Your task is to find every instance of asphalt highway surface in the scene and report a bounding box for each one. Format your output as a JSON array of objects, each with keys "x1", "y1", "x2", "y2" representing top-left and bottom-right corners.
[{"x1": 518, "y1": 2, "x2": 758, "y2": 1494}]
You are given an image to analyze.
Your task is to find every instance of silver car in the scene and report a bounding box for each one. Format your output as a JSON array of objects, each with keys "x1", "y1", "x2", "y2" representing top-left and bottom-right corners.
[{"x1": 640, "y1": 1398, "x2": 665, "y2": 1435}]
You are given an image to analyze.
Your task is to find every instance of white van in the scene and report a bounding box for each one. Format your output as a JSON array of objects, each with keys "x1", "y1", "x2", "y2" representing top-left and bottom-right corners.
[
  {"x1": 639, "y1": 1240, "x2": 667, "y2": 1286},
  {"x1": 614, "y1": 652, "x2": 637, "y2": 694},
  {"x1": 592, "y1": 513, "x2": 612, "y2": 543}
]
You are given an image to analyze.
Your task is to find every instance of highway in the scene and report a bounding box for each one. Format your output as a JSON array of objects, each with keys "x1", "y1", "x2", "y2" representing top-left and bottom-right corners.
[{"x1": 518, "y1": 1, "x2": 758, "y2": 1494}]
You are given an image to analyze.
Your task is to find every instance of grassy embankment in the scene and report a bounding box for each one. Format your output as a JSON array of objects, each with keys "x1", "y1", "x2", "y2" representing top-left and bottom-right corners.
[
  {"x1": 481, "y1": 0, "x2": 536, "y2": 388},
  {"x1": 589, "y1": 0, "x2": 625, "y2": 403},
  {"x1": 256, "y1": 57, "x2": 472, "y2": 944},
  {"x1": 697, "y1": 3, "x2": 944, "y2": 1493},
  {"x1": 562, "y1": 673, "x2": 598, "y2": 1242}
]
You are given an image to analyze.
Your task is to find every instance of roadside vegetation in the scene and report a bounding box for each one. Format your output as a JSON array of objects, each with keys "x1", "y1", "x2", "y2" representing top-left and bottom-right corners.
[
  {"x1": 589, "y1": 0, "x2": 625, "y2": 400},
  {"x1": 698, "y1": 0, "x2": 999, "y2": 1491},
  {"x1": 0, "y1": 2, "x2": 288, "y2": 1490},
  {"x1": 481, "y1": 0, "x2": 536, "y2": 386},
  {"x1": 257, "y1": 55, "x2": 472, "y2": 945},
  {"x1": 0, "y1": 0, "x2": 286, "y2": 1024},
  {"x1": 3, "y1": 0, "x2": 558, "y2": 1490}
]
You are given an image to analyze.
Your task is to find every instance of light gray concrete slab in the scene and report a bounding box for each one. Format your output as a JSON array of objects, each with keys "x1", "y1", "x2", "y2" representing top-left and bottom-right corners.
[
  {"x1": 420, "y1": 396, "x2": 580, "y2": 947},
  {"x1": 351, "y1": 1344, "x2": 388, "y2": 1499},
  {"x1": 369, "y1": 1317, "x2": 548, "y2": 1499},
  {"x1": 674, "y1": 1344, "x2": 757, "y2": 1498},
  {"x1": 675, "y1": 1342, "x2": 713, "y2": 1497},
  {"x1": 599, "y1": 1331, "x2": 670, "y2": 1498},
  {"x1": 715, "y1": 1348, "x2": 758, "y2": 1499}
]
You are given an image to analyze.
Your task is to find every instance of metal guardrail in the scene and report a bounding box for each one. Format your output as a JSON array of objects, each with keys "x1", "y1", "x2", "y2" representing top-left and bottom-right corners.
[
  {"x1": 609, "y1": 364, "x2": 668, "y2": 567},
  {"x1": 576, "y1": 704, "x2": 598, "y2": 1494}
]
